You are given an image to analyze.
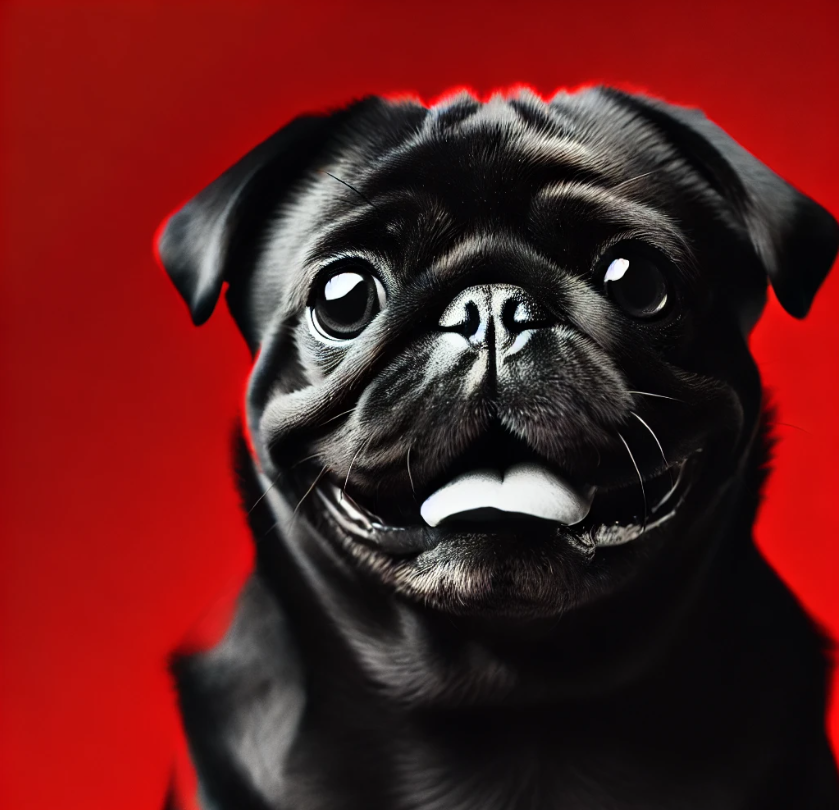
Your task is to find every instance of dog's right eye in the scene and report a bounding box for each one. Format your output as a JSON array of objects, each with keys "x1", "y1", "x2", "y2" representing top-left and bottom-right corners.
[{"x1": 310, "y1": 265, "x2": 386, "y2": 341}]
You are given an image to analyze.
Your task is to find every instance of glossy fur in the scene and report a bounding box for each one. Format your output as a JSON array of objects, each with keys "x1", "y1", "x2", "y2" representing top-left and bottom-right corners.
[{"x1": 157, "y1": 87, "x2": 839, "y2": 809}]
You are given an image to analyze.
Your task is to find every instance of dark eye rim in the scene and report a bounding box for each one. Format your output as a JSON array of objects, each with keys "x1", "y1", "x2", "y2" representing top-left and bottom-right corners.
[
  {"x1": 308, "y1": 258, "x2": 387, "y2": 342},
  {"x1": 595, "y1": 241, "x2": 677, "y2": 322}
]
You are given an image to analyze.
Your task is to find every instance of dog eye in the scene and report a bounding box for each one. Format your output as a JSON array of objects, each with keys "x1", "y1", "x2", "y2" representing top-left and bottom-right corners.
[
  {"x1": 310, "y1": 265, "x2": 386, "y2": 341},
  {"x1": 603, "y1": 255, "x2": 669, "y2": 319}
]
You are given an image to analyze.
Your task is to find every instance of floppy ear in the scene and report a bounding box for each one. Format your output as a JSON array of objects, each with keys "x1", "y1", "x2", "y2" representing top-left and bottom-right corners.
[
  {"x1": 156, "y1": 99, "x2": 377, "y2": 327},
  {"x1": 603, "y1": 89, "x2": 839, "y2": 318}
]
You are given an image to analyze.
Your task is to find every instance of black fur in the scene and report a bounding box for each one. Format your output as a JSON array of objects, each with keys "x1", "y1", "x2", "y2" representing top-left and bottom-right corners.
[{"x1": 157, "y1": 87, "x2": 839, "y2": 809}]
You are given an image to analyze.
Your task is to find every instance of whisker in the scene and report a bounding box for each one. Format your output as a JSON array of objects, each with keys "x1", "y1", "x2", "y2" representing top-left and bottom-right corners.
[
  {"x1": 406, "y1": 445, "x2": 416, "y2": 497},
  {"x1": 617, "y1": 432, "x2": 647, "y2": 533},
  {"x1": 627, "y1": 390, "x2": 684, "y2": 403},
  {"x1": 611, "y1": 170, "x2": 657, "y2": 193},
  {"x1": 342, "y1": 441, "x2": 368, "y2": 502},
  {"x1": 318, "y1": 406, "x2": 358, "y2": 428},
  {"x1": 291, "y1": 452, "x2": 321, "y2": 469},
  {"x1": 248, "y1": 470, "x2": 282, "y2": 514},
  {"x1": 259, "y1": 518, "x2": 282, "y2": 542},
  {"x1": 294, "y1": 465, "x2": 328, "y2": 518},
  {"x1": 771, "y1": 421, "x2": 812, "y2": 435},
  {"x1": 322, "y1": 171, "x2": 380, "y2": 213},
  {"x1": 631, "y1": 411, "x2": 672, "y2": 485}
]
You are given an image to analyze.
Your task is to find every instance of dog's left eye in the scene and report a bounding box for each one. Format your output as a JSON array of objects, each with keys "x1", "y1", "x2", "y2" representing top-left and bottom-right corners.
[
  {"x1": 602, "y1": 254, "x2": 669, "y2": 319},
  {"x1": 310, "y1": 265, "x2": 386, "y2": 341}
]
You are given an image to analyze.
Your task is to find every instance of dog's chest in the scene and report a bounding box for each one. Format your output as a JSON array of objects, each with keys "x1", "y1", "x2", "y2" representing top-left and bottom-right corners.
[
  {"x1": 182, "y1": 577, "x2": 772, "y2": 810},
  {"x1": 274, "y1": 708, "x2": 748, "y2": 810}
]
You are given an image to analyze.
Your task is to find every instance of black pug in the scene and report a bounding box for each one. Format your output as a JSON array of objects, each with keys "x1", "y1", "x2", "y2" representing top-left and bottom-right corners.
[{"x1": 157, "y1": 87, "x2": 839, "y2": 809}]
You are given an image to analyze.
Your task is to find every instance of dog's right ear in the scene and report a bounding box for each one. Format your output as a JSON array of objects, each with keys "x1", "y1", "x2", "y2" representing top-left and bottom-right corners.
[{"x1": 155, "y1": 99, "x2": 377, "y2": 328}]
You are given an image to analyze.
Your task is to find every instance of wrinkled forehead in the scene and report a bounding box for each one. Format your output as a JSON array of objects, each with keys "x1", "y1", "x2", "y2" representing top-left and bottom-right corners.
[{"x1": 267, "y1": 92, "x2": 694, "y2": 315}]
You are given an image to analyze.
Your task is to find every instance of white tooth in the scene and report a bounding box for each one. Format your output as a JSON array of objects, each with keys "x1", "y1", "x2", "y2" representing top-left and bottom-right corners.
[{"x1": 420, "y1": 464, "x2": 594, "y2": 528}]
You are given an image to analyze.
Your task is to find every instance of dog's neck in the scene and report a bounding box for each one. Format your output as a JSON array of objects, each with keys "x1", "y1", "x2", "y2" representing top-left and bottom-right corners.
[{"x1": 175, "y1": 422, "x2": 831, "y2": 809}]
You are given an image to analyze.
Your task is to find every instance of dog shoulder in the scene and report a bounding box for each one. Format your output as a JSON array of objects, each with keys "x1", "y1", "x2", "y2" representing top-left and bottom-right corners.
[{"x1": 171, "y1": 573, "x2": 305, "y2": 809}]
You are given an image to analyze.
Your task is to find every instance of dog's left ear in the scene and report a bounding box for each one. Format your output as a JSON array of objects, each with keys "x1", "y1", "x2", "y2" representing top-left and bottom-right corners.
[
  {"x1": 156, "y1": 98, "x2": 379, "y2": 331},
  {"x1": 603, "y1": 89, "x2": 838, "y2": 319}
]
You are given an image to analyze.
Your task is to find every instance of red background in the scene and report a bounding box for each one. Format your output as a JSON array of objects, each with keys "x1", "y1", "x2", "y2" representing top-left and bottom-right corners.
[{"x1": 1, "y1": 1, "x2": 837, "y2": 807}]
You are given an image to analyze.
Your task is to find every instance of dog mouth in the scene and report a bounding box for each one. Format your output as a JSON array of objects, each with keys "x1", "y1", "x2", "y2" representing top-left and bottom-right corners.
[{"x1": 307, "y1": 428, "x2": 699, "y2": 557}]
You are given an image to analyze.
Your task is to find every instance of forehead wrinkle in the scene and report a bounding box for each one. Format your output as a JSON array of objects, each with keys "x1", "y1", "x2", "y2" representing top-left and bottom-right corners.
[
  {"x1": 509, "y1": 130, "x2": 603, "y2": 175},
  {"x1": 392, "y1": 128, "x2": 605, "y2": 182},
  {"x1": 538, "y1": 180, "x2": 695, "y2": 267},
  {"x1": 309, "y1": 202, "x2": 384, "y2": 252},
  {"x1": 306, "y1": 189, "x2": 454, "y2": 266},
  {"x1": 368, "y1": 97, "x2": 608, "y2": 187},
  {"x1": 428, "y1": 231, "x2": 556, "y2": 284}
]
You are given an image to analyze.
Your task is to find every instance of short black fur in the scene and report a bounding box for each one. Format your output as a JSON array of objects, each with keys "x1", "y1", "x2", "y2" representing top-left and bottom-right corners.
[{"x1": 157, "y1": 87, "x2": 839, "y2": 809}]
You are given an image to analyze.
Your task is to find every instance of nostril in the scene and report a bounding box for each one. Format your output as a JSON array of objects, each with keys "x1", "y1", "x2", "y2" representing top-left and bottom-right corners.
[
  {"x1": 440, "y1": 299, "x2": 482, "y2": 338},
  {"x1": 502, "y1": 296, "x2": 551, "y2": 333},
  {"x1": 462, "y1": 301, "x2": 481, "y2": 337}
]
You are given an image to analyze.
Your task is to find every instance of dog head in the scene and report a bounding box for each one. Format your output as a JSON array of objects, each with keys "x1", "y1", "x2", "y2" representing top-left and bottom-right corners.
[{"x1": 157, "y1": 88, "x2": 837, "y2": 620}]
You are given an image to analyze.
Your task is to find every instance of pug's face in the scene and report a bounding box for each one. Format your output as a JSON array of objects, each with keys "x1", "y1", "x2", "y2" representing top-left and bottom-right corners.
[{"x1": 158, "y1": 89, "x2": 836, "y2": 619}]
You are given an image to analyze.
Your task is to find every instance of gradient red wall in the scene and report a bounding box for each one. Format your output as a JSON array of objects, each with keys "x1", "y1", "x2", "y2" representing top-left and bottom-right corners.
[{"x1": 1, "y1": 2, "x2": 837, "y2": 808}]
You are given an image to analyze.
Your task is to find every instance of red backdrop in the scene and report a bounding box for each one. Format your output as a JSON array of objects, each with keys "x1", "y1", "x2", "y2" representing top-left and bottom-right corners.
[{"x1": 1, "y1": 1, "x2": 837, "y2": 807}]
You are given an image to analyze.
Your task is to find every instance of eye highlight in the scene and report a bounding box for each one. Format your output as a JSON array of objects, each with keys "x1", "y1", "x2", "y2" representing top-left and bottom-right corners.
[
  {"x1": 602, "y1": 253, "x2": 669, "y2": 319},
  {"x1": 310, "y1": 262, "x2": 386, "y2": 341}
]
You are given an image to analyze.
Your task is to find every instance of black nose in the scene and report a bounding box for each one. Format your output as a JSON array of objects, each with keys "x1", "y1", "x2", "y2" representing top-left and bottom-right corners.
[{"x1": 438, "y1": 284, "x2": 552, "y2": 349}]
